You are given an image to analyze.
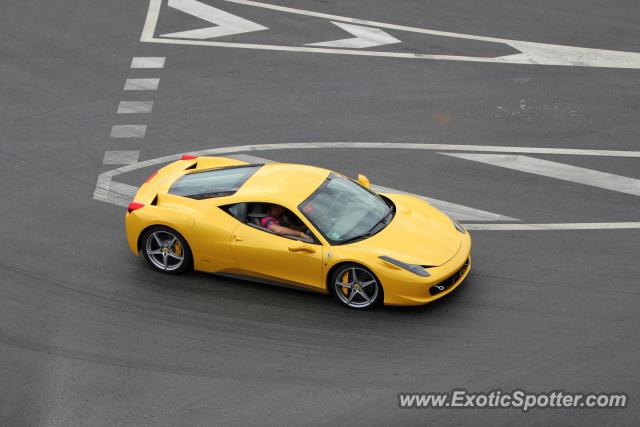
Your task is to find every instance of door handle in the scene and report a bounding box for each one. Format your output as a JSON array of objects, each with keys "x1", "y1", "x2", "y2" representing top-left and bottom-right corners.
[
  {"x1": 288, "y1": 244, "x2": 316, "y2": 253},
  {"x1": 232, "y1": 234, "x2": 244, "y2": 242}
]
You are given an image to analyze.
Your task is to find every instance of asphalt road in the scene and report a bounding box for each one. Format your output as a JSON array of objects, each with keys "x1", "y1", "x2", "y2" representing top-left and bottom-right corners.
[{"x1": 1, "y1": 0, "x2": 639, "y2": 425}]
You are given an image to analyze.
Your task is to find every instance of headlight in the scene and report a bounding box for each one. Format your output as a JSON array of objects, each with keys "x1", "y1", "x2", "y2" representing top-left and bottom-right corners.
[
  {"x1": 449, "y1": 216, "x2": 466, "y2": 234},
  {"x1": 379, "y1": 256, "x2": 430, "y2": 277}
]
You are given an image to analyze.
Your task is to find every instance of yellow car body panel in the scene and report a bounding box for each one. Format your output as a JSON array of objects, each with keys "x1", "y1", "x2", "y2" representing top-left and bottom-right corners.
[{"x1": 125, "y1": 156, "x2": 471, "y2": 306}]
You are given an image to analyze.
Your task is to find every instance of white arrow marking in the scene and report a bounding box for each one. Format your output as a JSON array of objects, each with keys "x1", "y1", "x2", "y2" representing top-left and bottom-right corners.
[
  {"x1": 306, "y1": 22, "x2": 401, "y2": 49},
  {"x1": 142, "y1": 0, "x2": 640, "y2": 69},
  {"x1": 504, "y1": 41, "x2": 640, "y2": 69},
  {"x1": 442, "y1": 153, "x2": 640, "y2": 197},
  {"x1": 161, "y1": 0, "x2": 267, "y2": 40}
]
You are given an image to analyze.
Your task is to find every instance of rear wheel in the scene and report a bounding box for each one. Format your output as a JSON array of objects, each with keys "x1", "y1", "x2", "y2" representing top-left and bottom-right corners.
[
  {"x1": 330, "y1": 263, "x2": 383, "y2": 309},
  {"x1": 141, "y1": 226, "x2": 192, "y2": 274}
]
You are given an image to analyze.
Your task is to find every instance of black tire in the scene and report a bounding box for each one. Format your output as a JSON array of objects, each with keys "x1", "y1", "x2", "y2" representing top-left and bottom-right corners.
[
  {"x1": 140, "y1": 226, "x2": 193, "y2": 274},
  {"x1": 329, "y1": 263, "x2": 383, "y2": 309}
]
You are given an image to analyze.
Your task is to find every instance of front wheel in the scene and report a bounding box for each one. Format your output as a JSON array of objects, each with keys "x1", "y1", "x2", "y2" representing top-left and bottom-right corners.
[
  {"x1": 330, "y1": 263, "x2": 383, "y2": 309},
  {"x1": 141, "y1": 226, "x2": 192, "y2": 274}
]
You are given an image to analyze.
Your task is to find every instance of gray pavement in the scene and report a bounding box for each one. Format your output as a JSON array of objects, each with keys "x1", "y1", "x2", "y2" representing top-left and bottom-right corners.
[{"x1": 1, "y1": 0, "x2": 639, "y2": 425}]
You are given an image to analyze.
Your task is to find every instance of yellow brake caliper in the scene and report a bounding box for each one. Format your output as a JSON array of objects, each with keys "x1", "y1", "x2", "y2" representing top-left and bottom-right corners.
[
  {"x1": 341, "y1": 271, "x2": 350, "y2": 296},
  {"x1": 174, "y1": 241, "x2": 183, "y2": 257}
]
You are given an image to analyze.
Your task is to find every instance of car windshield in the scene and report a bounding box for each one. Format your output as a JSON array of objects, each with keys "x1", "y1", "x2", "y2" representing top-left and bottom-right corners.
[{"x1": 299, "y1": 174, "x2": 393, "y2": 244}]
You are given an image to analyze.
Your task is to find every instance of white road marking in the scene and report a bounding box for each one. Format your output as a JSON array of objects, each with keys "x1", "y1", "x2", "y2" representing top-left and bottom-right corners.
[
  {"x1": 102, "y1": 151, "x2": 141, "y2": 165},
  {"x1": 161, "y1": 0, "x2": 268, "y2": 39},
  {"x1": 442, "y1": 153, "x2": 640, "y2": 197},
  {"x1": 93, "y1": 142, "x2": 640, "y2": 230},
  {"x1": 123, "y1": 78, "x2": 159, "y2": 91},
  {"x1": 140, "y1": 0, "x2": 640, "y2": 69},
  {"x1": 141, "y1": 0, "x2": 163, "y2": 41},
  {"x1": 464, "y1": 222, "x2": 640, "y2": 231},
  {"x1": 306, "y1": 21, "x2": 401, "y2": 49},
  {"x1": 94, "y1": 180, "x2": 138, "y2": 207},
  {"x1": 371, "y1": 184, "x2": 518, "y2": 222},
  {"x1": 229, "y1": 154, "x2": 516, "y2": 221},
  {"x1": 117, "y1": 101, "x2": 154, "y2": 114},
  {"x1": 227, "y1": 153, "x2": 275, "y2": 164},
  {"x1": 110, "y1": 125, "x2": 148, "y2": 138},
  {"x1": 130, "y1": 56, "x2": 166, "y2": 68},
  {"x1": 107, "y1": 142, "x2": 640, "y2": 158}
]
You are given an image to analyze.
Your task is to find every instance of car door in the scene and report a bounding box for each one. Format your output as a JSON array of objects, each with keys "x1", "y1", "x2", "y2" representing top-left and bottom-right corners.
[{"x1": 229, "y1": 218, "x2": 324, "y2": 290}]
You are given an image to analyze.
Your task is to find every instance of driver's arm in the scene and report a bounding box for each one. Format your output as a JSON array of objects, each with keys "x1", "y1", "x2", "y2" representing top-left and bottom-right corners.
[{"x1": 267, "y1": 223, "x2": 309, "y2": 240}]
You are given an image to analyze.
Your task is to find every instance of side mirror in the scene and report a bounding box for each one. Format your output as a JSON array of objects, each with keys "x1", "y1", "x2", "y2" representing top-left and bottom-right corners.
[{"x1": 357, "y1": 174, "x2": 370, "y2": 189}]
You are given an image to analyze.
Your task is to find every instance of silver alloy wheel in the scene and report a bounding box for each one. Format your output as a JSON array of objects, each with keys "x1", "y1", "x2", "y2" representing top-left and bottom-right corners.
[
  {"x1": 334, "y1": 267, "x2": 379, "y2": 308},
  {"x1": 145, "y1": 230, "x2": 185, "y2": 272}
]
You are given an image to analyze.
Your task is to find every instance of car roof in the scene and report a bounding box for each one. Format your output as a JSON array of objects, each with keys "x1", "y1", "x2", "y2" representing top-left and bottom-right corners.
[{"x1": 234, "y1": 162, "x2": 331, "y2": 205}]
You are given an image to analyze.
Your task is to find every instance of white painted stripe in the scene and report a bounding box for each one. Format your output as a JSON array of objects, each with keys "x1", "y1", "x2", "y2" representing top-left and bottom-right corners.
[
  {"x1": 93, "y1": 142, "x2": 640, "y2": 230},
  {"x1": 442, "y1": 153, "x2": 640, "y2": 197},
  {"x1": 94, "y1": 181, "x2": 138, "y2": 207},
  {"x1": 229, "y1": 153, "x2": 517, "y2": 221},
  {"x1": 221, "y1": 0, "x2": 508, "y2": 43},
  {"x1": 227, "y1": 154, "x2": 275, "y2": 164},
  {"x1": 161, "y1": 0, "x2": 268, "y2": 39},
  {"x1": 130, "y1": 56, "x2": 166, "y2": 68},
  {"x1": 306, "y1": 21, "x2": 401, "y2": 49},
  {"x1": 371, "y1": 184, "x2": 518, "y2": 222},
  {"x1": 104, "y1": 142, "x2": 640, "y2": 159},
  {"x1": 123, "y1": 78, "x2": 159, "y2": 91},
  {"x1": 117, "y1": 101, "x2": 154, "y2": 114},
  {"x1": 140, "y1": 0, "x2": 640, "y2": 69},
  {"x1": 144, "y1": 34, "x2": 640, "y2": 69},
  {"x1": 96, "y1": 143, "x2": 640, "y2": 173},
  {"x1": 141, "y1": 0, "x2": 163, "y2": 41},
  {"x1": 110, "y1": 125, "x2": 147, "y2": 138},
  {"x1": 223, "y1": 0, "x2": 640, "y2": 69},
  {"x1": 465, "y1": 222, "x2": 640, "y2": 231},
  {"x1": 102, "y1": 151, "x2": 141, "y2": 165}
]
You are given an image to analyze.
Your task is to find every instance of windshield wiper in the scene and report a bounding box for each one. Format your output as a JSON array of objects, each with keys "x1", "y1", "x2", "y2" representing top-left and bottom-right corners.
[
  {"x1": 338, "y1": 208, "x2": 395, "y2": 245},
  {"x1": 369, "y1": 207, "x2": 394, "y2": 233}
]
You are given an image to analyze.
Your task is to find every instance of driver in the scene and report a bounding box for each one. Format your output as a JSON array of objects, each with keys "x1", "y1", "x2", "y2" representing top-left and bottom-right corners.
[{"x1": 261, "y1": 205, "x2": 310, "y2": 240}]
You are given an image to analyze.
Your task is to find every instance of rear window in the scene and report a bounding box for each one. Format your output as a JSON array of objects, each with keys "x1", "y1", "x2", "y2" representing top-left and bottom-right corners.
[{"x1": 169, "y1": 165, "x2": 260, "y2": 199}]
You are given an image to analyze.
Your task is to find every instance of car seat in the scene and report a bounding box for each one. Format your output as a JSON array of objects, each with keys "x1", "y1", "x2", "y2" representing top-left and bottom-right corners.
[{"x1": 247, "y1": 203, "x2": 269, "y2": 226}]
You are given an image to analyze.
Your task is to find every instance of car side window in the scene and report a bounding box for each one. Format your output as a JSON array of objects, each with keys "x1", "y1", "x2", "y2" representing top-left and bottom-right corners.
[
  {"x1": 221, "y1": 202, "x2": 248, "y2": 222},
  {"x1": 245, "y1": 202, "x2": 320, "y2": 244}
]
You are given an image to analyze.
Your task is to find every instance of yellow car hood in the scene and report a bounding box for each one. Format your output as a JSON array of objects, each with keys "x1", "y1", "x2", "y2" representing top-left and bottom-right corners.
[{"x1": 347, "y1": 194, "x2": 463, "y2": 267}]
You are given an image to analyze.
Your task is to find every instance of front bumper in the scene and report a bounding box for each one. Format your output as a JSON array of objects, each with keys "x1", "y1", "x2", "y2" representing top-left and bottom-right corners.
[{"x1": 382, "y1": 233, "x2": 472, "y2": 306}]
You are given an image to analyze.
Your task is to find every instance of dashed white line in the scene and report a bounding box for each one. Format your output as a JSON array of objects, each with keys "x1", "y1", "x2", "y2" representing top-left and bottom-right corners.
[
  {"x1": 130, "y1": 56, "x2": 166, "y2": 68},
  {"x1": 110, "y1": 125, "x2": 148, "y2": 138},
  {"x1": 123, "y1": 78, "x2": 160, "y2": 91},
  {"x1": 102, "y1": 151, "x2": 141, "y2": 165},
  {"x1": 117, "y1": 101, "x2": 154, "y2": 114}
]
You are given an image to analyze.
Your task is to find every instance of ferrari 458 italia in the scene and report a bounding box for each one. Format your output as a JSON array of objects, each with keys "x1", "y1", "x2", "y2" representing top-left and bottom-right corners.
[{"x1": 125, "y1": 155, "x2": 471, "y2": 309}]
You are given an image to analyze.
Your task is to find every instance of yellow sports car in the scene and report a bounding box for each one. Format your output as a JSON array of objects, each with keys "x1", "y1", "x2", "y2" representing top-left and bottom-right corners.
[{"x1": 125, "y1": 155, "x2": 471, "y2": 309}]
